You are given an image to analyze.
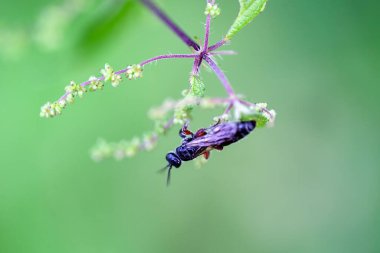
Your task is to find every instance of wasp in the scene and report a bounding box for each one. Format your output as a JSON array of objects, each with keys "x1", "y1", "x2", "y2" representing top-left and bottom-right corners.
[{"x1": 162, "y1": 120, "x2": 257, "y2": 185}]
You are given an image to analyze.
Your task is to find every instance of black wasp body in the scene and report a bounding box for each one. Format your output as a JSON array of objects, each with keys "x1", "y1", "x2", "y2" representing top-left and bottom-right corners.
[{"x1": 162, "y1": 120, "x2": 256, "y2": 185}]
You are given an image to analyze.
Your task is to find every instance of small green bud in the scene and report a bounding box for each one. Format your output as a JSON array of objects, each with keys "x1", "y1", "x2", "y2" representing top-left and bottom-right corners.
[
  {"x1": 76, "y1": 86, "x2": 86, "y2": 98},
  {"x1": 40, "y1": 101, "x2": 66, "y2": 118},
  {"x1": 65, "y1": 81, "x2": 86, "y2": 97},
  {"x1": 40, "y1": 102, "x2": 53, "y2": 118},
  {"x1": 126, "y1": 64, "x2": 143, "y2": 80},
  {"x1": 88, "y1": 76, "x2": 104, "y2": 91},
  {"x1": 100, "y1": 63, "x2": 114, "y2": 82},
  {"x1": 65, "y1": 93, "x2": 74, "y2": 103},
  {"x1": 205, "y1": 3, "x2": 221, "y2": 18},
  {"x1": 50, "y1": 102, "x2": 63, "y2": 115},
  {"x1": 174, "y1": 106, "x2": 192, "y2": 125},
  {"x1": 58, "y1": 100, "x2": 66, "y2": 108},
  {"x1": 111, "y1": 74, "x2": 122, "y2": 87},
  {"x1": 64, "y1": 81, "x2": 74, "y2": 93}
]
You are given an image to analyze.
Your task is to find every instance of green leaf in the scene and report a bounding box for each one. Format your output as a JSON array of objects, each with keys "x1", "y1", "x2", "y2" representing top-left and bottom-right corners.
[
  {"x1": 226, "y1": 0, "x2": 268, "y2": 40},
  {"x1": 189, "y1": 75, "x2": 206, "y2": 98},
  {"x1": 240, "y1": 113, "x2": 269, "y2": 128}
]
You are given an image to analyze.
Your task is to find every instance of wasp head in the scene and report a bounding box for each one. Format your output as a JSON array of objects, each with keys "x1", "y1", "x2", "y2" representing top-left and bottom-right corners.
[
  {"x1": 160, "y1": 152, "x2": 182, "y2": 186},
  {"x1": 165, "y1": 152, "x2": 182, "y2": 168}
]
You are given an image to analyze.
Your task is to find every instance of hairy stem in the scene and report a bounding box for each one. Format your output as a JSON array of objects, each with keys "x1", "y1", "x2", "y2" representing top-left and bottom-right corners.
[
  {"x1": 203, "y1": 55, "x2": 235, "y2": 97},
  {"x1": 208, "y1": 38, "x2": 227, "y2": 51},
  {"x1": 139, "y1": 54, "x2": 197, "y2": 67},
  {"x1": 223, "y1": 102, "x2": 234, "y2": 115},
  {"x1": 191, "y1": 56, "x2": 202, "y2": 76},
  {"x1": 203, "y1": 0, "x2": 216, "y2": 51},
  {"x1": 140, "y1": 0, "x2": 200, "y2": 51},
  {"x1": 210, "y1": 50, "x2": 237, "y2": 56},
  {"x1": 203, "y1": 15, "x2": 211, "y2": 52}
]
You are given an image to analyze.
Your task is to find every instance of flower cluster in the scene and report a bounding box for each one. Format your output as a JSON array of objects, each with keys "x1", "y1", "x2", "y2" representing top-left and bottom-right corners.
[
  {"x1": 100, "y1": 64, "x2": 122, "y2": 87},
  {"x1": 40, "y1": 101, "x2": 66, "y2": 118},
  {"x1": 88, "y1": 76, "x2": 104, "y2": 91},
  {"x1": 91, "y1": 130, "x2": 165, "y2": 161},
  {"x1": 126, "y1": 64, "x2": 143, "y2": 80},
  {"x1": 205, "y1": 3, "x2": 221, "y2": 18},
  {"x1": 91, "y1": 138, "x2": 142, "y2": 161},
  {"x1": 40, "y1": 63, "x2": 145, "y2": 118},
  {"x1": 65, "y1": 81, "x2": 86, "y2": 97}
]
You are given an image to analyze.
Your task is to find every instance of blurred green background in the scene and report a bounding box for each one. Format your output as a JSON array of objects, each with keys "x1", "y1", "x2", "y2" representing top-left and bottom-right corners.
[{"x1": 0, "y1": 0, "x2": 379, "y2": 252}]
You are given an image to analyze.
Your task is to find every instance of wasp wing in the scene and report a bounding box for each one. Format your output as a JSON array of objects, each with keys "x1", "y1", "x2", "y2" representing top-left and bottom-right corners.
[
  {"x1": 190, "y1": 146, "x2": 209, "y2": 158},
  {"x1": 186, "y1": 123, "x2": 238, "y2": 147}
]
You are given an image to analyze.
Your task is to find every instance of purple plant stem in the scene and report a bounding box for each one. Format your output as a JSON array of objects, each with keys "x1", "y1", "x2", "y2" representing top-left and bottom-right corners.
[
  {"x1": 203, "y1": 15, "x2": 211, "y2": 52},
  {"x1": 203, "y1": 55, "x2": 235, "y2": 97},
  {"x1": 191, "y1": 56, "x2": 202, "y2": 75},
  {"x1": 58, "y1": 54, "x2": 197, "y2": 102},
  {"x1": 203, "y1": 0, "x2": 216, "y2": 51},
  {"x1": 139, "y1": 54, "x2": 197, "y2": 67},
  {"x1": 223, "y1": 102, "x2": 234, "y2": 115},
  {"x1": 208, "y1": 38, "x2": 227, "y2": 51},
  {"x1": 140, "y1": 0, "x2": 200, "y2": 51},
  {"x1": 204, "y1": 97, "x2": 231, "y2": 104},
  {"x1": 210, "y1": 50, "x2": 237, "y2": 56}
]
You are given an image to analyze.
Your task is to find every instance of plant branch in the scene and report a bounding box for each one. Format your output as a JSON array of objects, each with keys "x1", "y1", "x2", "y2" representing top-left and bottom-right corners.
[
  {"x1": 191, "y1": 56, "x2": 203, "y2": 76},
  {"x1": 203, "y1": 55, "x2": 235, "y2": 97},
  {"x1": 91, "y1": 117, "x2": 175, "y2": 161},
  {"x1": 140, "y1": 0, "x2": 200, "y2": 51},
  {"x1": 58, "y1": 54, "x2": 197, "y2": 102},
  {"x1": 208, "y1": 38, "x2": 227, "y2": 51},
  {"x1": 203, "y1": 15, "x2": 211, "y2": 52},
  {"x1": 210, "y1": 50, "x2": 237, "y2": 56},
  {"x1": 139, "y1": 53, "x2": 197, "y2": 67}
]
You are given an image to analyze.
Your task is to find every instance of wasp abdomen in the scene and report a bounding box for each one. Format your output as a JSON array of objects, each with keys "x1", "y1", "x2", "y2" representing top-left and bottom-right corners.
[{"x1": 235, "y1": 121, "x2": 256, "y2": 139}]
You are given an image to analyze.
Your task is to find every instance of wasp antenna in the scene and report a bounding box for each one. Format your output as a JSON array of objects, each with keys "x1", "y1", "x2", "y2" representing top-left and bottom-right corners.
[
  {"x1": 158, "y1": 164, "x2": 170, "y2": 174},
  {"x1": 166, "y1": 165, "x2": 173, "y2": 186}
]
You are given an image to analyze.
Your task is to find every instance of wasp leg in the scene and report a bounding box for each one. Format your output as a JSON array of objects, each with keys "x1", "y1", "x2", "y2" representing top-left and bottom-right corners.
[
  {"x1": 213, "y1": 145, "x2": 224, "y2": 151},
  {"x1": 194, "y1": 128, "x2": 207, "y2": 137},
  {"x1": 179, "y1": 122, "x2": 194, "y2": 139},
  {"x1": 203, "y1": 151, "x2": 210, "y2": 160}
]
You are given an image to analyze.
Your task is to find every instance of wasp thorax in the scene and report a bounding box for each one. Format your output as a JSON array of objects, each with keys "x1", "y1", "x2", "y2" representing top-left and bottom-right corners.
[
  {"x1": 176, "y1": 145, "x2": 197, "y2": 161},
  {"x1": 166, "y1": 152, "x2": 182, "y2": 168}
]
